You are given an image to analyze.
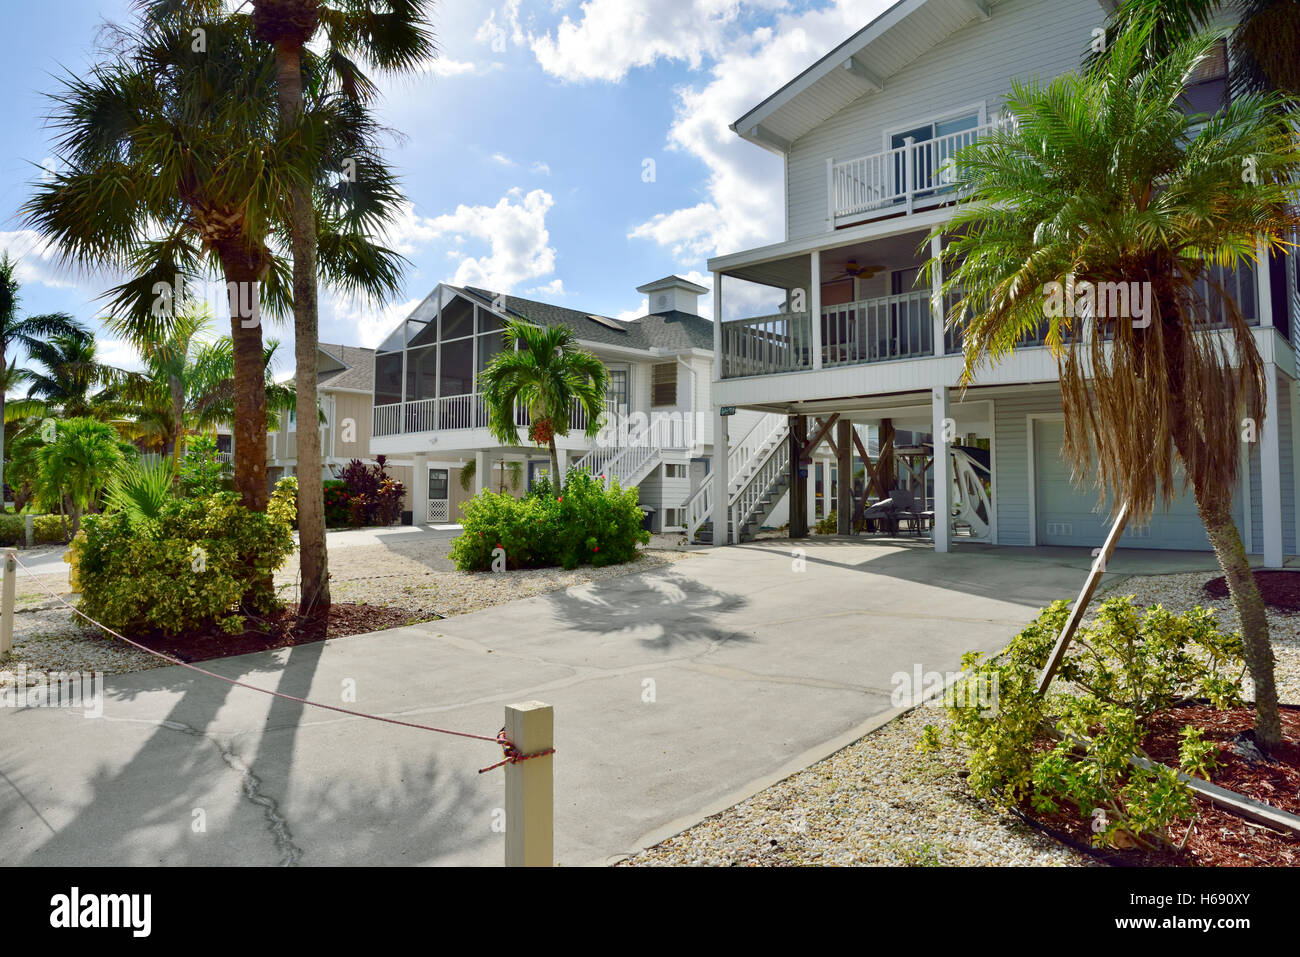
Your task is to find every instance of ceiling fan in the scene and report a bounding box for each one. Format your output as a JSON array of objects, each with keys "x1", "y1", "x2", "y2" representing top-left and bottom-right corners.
[{"x1": 827, "y1": 258, "x2": 884, "y2": 282}]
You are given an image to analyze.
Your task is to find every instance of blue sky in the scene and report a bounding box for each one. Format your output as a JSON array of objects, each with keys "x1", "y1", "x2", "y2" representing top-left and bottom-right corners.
[{"x1": 1, "y1": 0, "x2": 892, "y2": 376}]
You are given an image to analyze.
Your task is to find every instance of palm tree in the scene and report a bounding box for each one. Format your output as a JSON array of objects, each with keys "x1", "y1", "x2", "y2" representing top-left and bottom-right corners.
[
  {"x1": 478, "y1": 319, "x2": 609, "y2": 494},
  {"x1": 134, "y1": 0, "x2": 435, "y2": 616},
  {"x1": 23, "y1": 327, "x2": 121, "y2": 421},
  {"x1": 114, "y1": 306, "x2": 295, "y2": 475},
  {"x1": 1097, "y1": 0, "x2": 1300, "y2": 96},
  {"x1": 928, "y1": 28, "x2": 1299, "y2": 751},
  {"x1": 248, "y1": 0, "x2": 435, "y2": 616},
  {"x1": 0, "y1": 255, "x2": 82, "y2": 510},
  {"x1": 34, "y1": 417, "x2": 127, "y2": 536},
  {"x1": 24, "y1": 9, "x2": 404, "y2": 519}
]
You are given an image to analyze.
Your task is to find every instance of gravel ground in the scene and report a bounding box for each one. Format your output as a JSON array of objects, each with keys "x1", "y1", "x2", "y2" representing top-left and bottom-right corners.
[
  {"x1": 624, "y1": 568, "x2": 1300, "y2": 867},
  {"x1": 622, "y1": 706, "x2": 1095, "y2": 867},
  {"x1": 1, "y1": 537, "x2": 697, "y2": 685}
]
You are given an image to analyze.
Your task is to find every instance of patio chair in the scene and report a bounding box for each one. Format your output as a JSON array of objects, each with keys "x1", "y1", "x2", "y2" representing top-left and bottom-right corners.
[{"x1": 863, "y1": 487, "x2": 925, "y2": 537}]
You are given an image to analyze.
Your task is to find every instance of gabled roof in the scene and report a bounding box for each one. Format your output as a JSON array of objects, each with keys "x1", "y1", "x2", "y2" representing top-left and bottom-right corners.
[
  {"x1": 458, "y1": 285, "x2": 712, "y2": 353},
  {"x1": 733, "y1": 0, "x2": 1000, "y2": 153},
  {"x1": 317, "y1": 343, "x2": 375, "y2": 391}
]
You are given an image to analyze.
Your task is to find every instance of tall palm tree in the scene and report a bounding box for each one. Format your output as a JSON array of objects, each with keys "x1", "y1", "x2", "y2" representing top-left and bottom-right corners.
[
  {"x1": 1098, "y1": 0, "x2": 1300, "y2": 96},
  {"x1": 23, "y1": 326, "x2": 119, "y2": 421},
  {"x1": 134, "y1": 0, "x2": 431, "y2": 618},
  {"x1": 479, "y1": 319, "x2": 609, "y2": 493},
  {"x1": 24, "y1": 9, "x2": 404, "y2": 517},
  {"x1": 928, "y1": 28, "x2": 1299, "y2": 751},
  {"x1": 114, "y1": 306, "x2": 295, "y2": 475},
  {"x1": 0, "y1": 255, "x2": 81, "y2": 510}
]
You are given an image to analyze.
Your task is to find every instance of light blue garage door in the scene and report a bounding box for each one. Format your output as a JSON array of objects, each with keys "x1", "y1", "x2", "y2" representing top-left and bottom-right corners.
[{"x1": 1033, "y1": 420, "x2": 1226, "y2": 550}]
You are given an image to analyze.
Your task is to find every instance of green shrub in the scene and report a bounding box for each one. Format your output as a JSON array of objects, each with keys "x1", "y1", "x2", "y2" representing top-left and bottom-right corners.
[
  {"x1": 269, "y1": 476, "x2": 298, "y2": 529},
  {"x1": 814, "y1": 509, "x2": 838, "y2": 534},
  {"x1": 449, "y1": 469, "x2": 649, "y2": 571},
  {"x1": 0, "y1": 514, "x2": 25, "y2": 547},
  {"x1": 69, "y1": 492, "x2": 295, "y2": 636},
  {"x1": 33, "y1": 515, "x2": 69, "y2": 544},
  {"x1": 323, "y1": 479, "x2": 350, "y2": 527},
  {"x1": 925, "y1": 597, "x2": 1244, "y2": 850},
  {"x1": 179, "y1": 435, "x2": 231, "y2": 497}
]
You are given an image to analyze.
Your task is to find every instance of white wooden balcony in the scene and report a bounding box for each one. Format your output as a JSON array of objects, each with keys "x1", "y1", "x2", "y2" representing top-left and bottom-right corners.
[
  {"x1": 828, "y1": 119, "x2": 1010, "y2": 226},
  {"x1": 372, "y1": 392, "x2": 613, "y2": 439}
]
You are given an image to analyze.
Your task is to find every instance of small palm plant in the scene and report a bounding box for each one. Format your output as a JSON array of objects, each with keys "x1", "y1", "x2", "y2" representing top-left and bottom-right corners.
[
  {"x1": 928, "y1": 27, "x2": 1299, "y2": 750},
  {"x1": 35, "y1": 418, "x2": 127, "y2": 536},
  {"x1": 478, "y1": 319, "x2": 609, "y2": 494}
]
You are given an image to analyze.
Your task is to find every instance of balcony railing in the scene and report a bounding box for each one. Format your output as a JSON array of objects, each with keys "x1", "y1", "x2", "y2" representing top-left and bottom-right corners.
[
  {"x1": 721, "y1": 264, "x2": 1262, "y2": 379},
  {"x1": 373, "y1": 392, "x2": 615, "y2": 439},
  {"x1": 829, "y1": 119, "x2": 1010, "y2": 222}
]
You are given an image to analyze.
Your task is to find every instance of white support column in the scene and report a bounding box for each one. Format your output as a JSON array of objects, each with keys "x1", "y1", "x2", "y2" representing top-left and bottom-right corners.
[
  {"x1": 930, "y1": 234, "x2": 945, "y2": 357},
  {"x1": 932, "y1": 385, "x2": 951, "y2": 553},
  {"x1": 810, "y1": 252, "x2": 823, "y2": 371},
  {"x1": 712, "y1": 408, "x2": 730, "y2": 545},
  {"x1": 1261, "y1": 362, "x2": 1283, "y2": 568},
  {"x1": 826, "y1": 156, "x2": 835, "y2": 232},
  {"x1": 557, "y1": 447, "x2": 570, "y2": 486},
  {"x1": 474, "y1": 449, "x2": 489, "y2": 496},
  {"x1": 412, "y1": 452, "x2": 428, "y2": 523},
  {"x1": 1256, "y1": 238, "x2": 1274, "y2": 330},
  {"x1": 712, "y1": 271, "x2": 723, "y2": 383},
  {"x1": 807, "y1": 461, "x2": 818, "y2": 530}
]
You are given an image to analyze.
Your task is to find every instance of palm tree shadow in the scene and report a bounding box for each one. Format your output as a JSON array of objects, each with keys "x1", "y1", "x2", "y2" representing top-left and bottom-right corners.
[{"x1": 544, "y1": 569, "x2": 752, "y2": 652}]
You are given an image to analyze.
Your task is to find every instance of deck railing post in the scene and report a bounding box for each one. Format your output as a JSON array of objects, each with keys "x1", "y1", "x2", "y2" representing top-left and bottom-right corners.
[
  {"x1": 1, "y1": 549, "x2": 16, "y2": 657},
  {"x1": 904, "y1": 136, "x2": 915, "y2": 214},
  {"x1": 504, "y1": 700, "x2": 553, "y2": 867}
]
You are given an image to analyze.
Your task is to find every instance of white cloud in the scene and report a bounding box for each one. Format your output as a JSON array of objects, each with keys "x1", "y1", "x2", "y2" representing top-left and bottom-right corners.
[
  {"x1": 328, "y1": 295, "x2": 425, "y2": 351},
  {"x1": 423, "y1": 187, "x2": 558, "y2": 293},
  {"x1": 425, "y1": 58, "x2": 480, "y2": 77},
  {"x1": 527, "y1": 278, "x2": 566, "y2": 296},
  {"x1": 528, "y1": 0, "x2": 759, "y2": 83},
  {"x1": 631, "y1": 1, "x2": 894, "y2": 264},
  {"x1": 0, "y1": 230, "x2": 79, "y2": 289},
  {"x1": 614, "y1": 298, "x2": 648, "y2": 323}
]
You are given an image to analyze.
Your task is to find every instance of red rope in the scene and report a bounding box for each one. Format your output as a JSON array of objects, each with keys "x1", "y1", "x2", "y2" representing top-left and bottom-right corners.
[{"x1": 9, "y1": 553, "x2": 558, "y2": 772}]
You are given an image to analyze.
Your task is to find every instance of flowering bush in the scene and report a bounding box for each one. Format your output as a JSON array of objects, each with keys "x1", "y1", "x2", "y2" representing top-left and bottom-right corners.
[
  {"x1": 335, "y1": 457, "x2": 405, "y2": 528},
  {"x1": 449, "y1": 469, "x2": 649, "y2": 571}
]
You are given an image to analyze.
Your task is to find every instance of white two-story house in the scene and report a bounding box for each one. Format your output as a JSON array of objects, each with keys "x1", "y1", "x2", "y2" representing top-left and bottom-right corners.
[
  {"x1": 704, "y1": 0, "x2": 1298, "y2": 565},
  {"x1": 368, "y1": 277, "x2": 766, "y2": 531}
]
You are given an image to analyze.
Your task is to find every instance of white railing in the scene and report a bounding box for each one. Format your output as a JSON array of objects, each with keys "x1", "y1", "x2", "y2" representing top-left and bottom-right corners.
[
  {"x1": 720, "y1": 311, "x2": 812, "y2": 378},
  {"x1": 372, "y1": 393, "x2": 614, "y2": 439},
  {"x1": 821, "y1": 290, "x2": 932, "y2": 365},
  {"x1": 734, "y1": 433, "x2": 791, "y2": 534},
  {"x1": 573, "y1": 412, "x2": 688, "y2": 488},
  {"x1": 829, "y1": 119, "x2": 1009, "y2": 221},
  {"x1": 683, "y1": 413, "x2": 789, "y2": 541},
  {"x1": 216, "y1": 451, "x2": 233, "y2": 464}
]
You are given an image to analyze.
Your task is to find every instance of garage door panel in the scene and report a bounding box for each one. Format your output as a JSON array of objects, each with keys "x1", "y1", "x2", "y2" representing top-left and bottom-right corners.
[{"x1": 1033, "y1": 420, "x2": 1224, "y2": 550}]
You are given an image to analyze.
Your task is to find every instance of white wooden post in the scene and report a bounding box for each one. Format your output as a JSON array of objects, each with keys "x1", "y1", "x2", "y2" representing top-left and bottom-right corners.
[
  {"x1": 504, "y1": 700, "x2": 553, "y2": 868},
  {"x1": 904, "y1": 136, "x2": 916, "y2": 214},
  {"x1": 1261, "y1": 362, "x2": 1283, "y2": 568},
  {"x1": 1, "y1": 549, "x2": 16, "y2": 657},
  {"x1": 473, "y1": 450, "x2": 488, "y2": 496},
  {"x1": 24, "y1": 515, "x2": 33, "y2": 549},
  {"x1": 412, "y1": 452, "x2": 428, "y2": 524},
  {"x1": 826, "y1": 156, "x2": 835, "y2": 231},
  {"x1": 932, "y1": 386, "x2": 951, "y2": 553},
  {"x1": 930, "y1": 233, "x2": 945, "y2": 357},
  {"x1": 810, "y1": 251, "x2": 823, "y2": 370},
  {"x1": 712, "y1": 408, "x2": 730, "y2": 545}
]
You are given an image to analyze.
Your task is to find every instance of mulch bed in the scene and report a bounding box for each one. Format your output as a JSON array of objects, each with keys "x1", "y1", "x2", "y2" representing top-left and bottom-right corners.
[
  {"x1": 117, "y1": 603, "x2": 438, "y2": 664},
  {"x1": 1016, "y1": 704, "x2": 1300, "y2": 866},
  {"x1": 1203, "y1": 570, "x2": 1300, "y2": 613}
]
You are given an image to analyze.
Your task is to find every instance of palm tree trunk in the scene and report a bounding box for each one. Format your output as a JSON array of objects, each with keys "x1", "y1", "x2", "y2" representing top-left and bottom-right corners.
[
  {"x1": 220, "y1": 257, "x2": 270, "y2": 512},
  {"x1": 548, "y1": 436, "x2": 561, "y2": 493},
  {"x1": 1196, "y1": 495, "x2": 1284, "y2": 749},
  {"x1": 1, "y1": 342, "x2": 7, "y2": 515},
  {"x1": 273, "y1": 40, "x2": 330, "y2": 618}
]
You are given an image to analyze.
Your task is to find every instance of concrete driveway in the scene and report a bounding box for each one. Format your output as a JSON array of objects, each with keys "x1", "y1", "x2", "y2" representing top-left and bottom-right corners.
[{"x1": 1, "y1": 538, "x2": 1169, "y2": 866}]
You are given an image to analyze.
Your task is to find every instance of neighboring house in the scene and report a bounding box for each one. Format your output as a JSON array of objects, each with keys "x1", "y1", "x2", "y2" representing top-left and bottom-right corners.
[
  {"x1": 368, "y1": 278, "x2": 761, "y2": 530},
  {"x1": 705, "y1": 0, "x2": 1298, "y2": 563}
]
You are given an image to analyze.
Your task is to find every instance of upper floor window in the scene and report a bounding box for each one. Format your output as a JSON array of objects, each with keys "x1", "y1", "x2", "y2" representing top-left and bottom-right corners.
[
  {"x1": 651, "y1": 363, "x2": 677, "y2": 407},
  {"x1": 1182, "y1": 39, "x2": 1228, "y2": 116},
  {"x1": 607, "y1": 368, "x2": 629, "y2": 411}
]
